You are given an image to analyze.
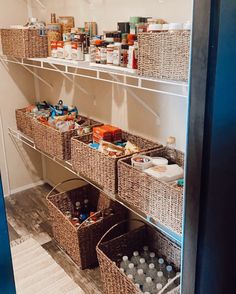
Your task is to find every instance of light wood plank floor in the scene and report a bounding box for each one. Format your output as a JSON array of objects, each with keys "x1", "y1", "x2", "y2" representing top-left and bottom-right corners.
[{"x1": 5, "y1": 184, "x2": 103, "y2": 294}]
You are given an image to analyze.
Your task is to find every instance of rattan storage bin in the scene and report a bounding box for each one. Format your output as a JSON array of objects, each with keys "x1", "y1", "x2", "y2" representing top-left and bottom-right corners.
[
  {"x1": 96, "y1": 219, "x2": 181, "y2": 294},
  {"x1": 15, "y1": 108, "x2": 35, "y2": 139},
  {"x1": 32, "y1": 117, "x2": 102, "y2": 161},
  {"x1": 118, "y1": 148, "x2": 184, "y2": 235},
  {"x1": 47, "y1": 181, "x2": 128, "y2": 269},
  {"x1": 71, "y1": 132, "x2": 162, "y2": 195},
  {"x1": 0, "y1": 28, "x2": 48, "y2": 58},
  {"x1": 138, "y1": 31, "x2": 190, "y2": 81}
]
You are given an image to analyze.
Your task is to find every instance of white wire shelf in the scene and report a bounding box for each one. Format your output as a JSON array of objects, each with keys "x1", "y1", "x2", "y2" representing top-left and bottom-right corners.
[
  {"x1": 0, "y1": 55, "x2": 188, "y2": 98},
  {"x1": 8, "y1": 127, "x2": 182, "y2": 246}
]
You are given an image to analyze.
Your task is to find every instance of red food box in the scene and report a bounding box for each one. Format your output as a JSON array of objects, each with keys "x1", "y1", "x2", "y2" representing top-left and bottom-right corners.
[
  {"x1": 102, "y1": 125, "x2": 122, "y2": 143},
  {"x1": 93, "y1": 126, "x2": 112, "y2": 143}
]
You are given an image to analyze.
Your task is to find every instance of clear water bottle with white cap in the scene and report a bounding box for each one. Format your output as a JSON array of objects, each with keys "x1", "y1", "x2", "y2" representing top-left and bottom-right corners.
[
  {"x1": 119, "y1": 268, "x2": 125, "y2": 274},
  {"x1": 143, "y1": 277, "x2": 156, "y2": 293},
  {"x1": 155, "y1": 271, "x2": 167, "y2": 286},
  {"x1": 126, "y1": 263, "x2": 136, "y2": 276},
  {"x1": 131, "y1": 251, "x2": 140, "y2": 266},
  {"x1": 127, "y1": 274, "x2": 133, "y2": 281},
  {"x1": 147, "y1": 263, "x2": 157, "y2": 280},
  {"x1": 166, "y1": 265, "x2": 175, "y2": 281},
  {"x1": 135, "y1": 268, "x2": 146, "y2": 286},
  {"x1": 135, "y1": 283, "x2": 141, "y2": 290},
  {"x1": 157, "y1": 258, "x2": 166, "y2": 272},
  {"x1": 149, "y1": 252, "x2": 158, "y2": 266},
  {"x1": 120, "y1": 256, "x2": 130, "y2": 272},
  {"x1": 156, "y1": 283, "x2": 163, "y2": 293},
  {"x1": 137, "y1": 258, "x2": 148, "y2": 273},
  {"x1": 142, "y1": 245, "x2": 150, "y2": 260}
]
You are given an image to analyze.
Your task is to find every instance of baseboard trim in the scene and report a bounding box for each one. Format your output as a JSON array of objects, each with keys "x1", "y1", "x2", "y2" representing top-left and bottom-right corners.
[{"x1": 4, "y1": 180, "x2": 45, "y2": 197}]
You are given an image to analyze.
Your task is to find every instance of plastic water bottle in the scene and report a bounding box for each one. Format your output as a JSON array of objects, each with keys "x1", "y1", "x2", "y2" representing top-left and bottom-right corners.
[
  {"x1": 143, "y1": 277, "x2": 156, "y2": 293},
  {"x1": 120, "y1": 256, "x2": 129, "y2": 272},
  {"x1": 135, "y1": 269, "x2": 146, "y2": 286},
  {"x1": 157, "y1": 258, "x2": 166, "y2": 272},
  {"x1": 156, "y1": 283, "x2": 163, "y2": 293},
  {"x1": 155, "y1": 271, "x2": 167, "y2": 286},
  {"x1": 137, "y1": 258, "x2": 148, "y2": 274},
  {"x1": 147, "y1": 263, "x2": 157, "y2": 280},
  {"x1": 127, "y1": 274, "x2": 133, "y2": 281},
  {"x1": 166, "y1": 265, "x2": 175, "y2": 281},
  {"x1": 135, "y1": 283, "x2": 141, "y2": 290},
  {"x1": 149, "y1": 252, "x2": 158, "y2": 266},
  {"x1": 126, "y1": 263, "x2": 136, "y2": 276},
  {"x1": 119, "y1": 268, "x2": 125, "y2": 274},
  {"x1": 131, "y1": 251, "x2": 140, "y2": 266},
  {"x1": 142, "y1": 245, "x2": 150, "y2": 260}
]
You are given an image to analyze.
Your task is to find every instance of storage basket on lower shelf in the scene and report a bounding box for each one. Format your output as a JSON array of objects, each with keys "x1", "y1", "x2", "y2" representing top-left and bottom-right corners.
[
  {"x1": 118, "y1": 148, "x2": 184, "y2": 235},
  {"x1": 96, "y1": 219, "x2": 181, "y2": 294},
  {"x1": 15, "y1": 108, "x2": 35, "y2": 139},
  {"x1": 0, "y1": 28, "x2": 48, "y2": 58},
  {"x1": 47, "y1": 180, "x2": 128, "y2": 269},
  {"x1": 32, "y1": 116, "x2": 102, "y2": 160},
  {"x1": 138, "y1": 31, "x2": 190, "y2": 81},
  {"x1": 71, "y1": 132, "x2": 161, "y2": 195}
]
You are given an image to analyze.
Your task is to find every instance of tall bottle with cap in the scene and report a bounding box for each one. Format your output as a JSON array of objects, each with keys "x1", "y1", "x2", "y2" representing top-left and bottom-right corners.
[
  {"x1": 143, "y1": 277, "x2": 156, "y2": 294},
  {"x1": 120, "y1": 256, "x2": 130, "y2": 272},
  {"x1": 149, "y1": 252, "x2": 158, "y2": 266},
  {"x1": 142, "y1": 246, "x2": 150, "y2": 260},
  {"x1": 156, "y1": 283, "x2": 163, "y2": 293},
  {"x1": 126, "y1": 263, "x2": 136, "y2": 277},
  {"x1": 157, "y1": 258, "x2": 166, "y2": 272},
  {"x1": 166, "y1": 265, "x2": 175, "y2": 282},
  {"x1": 135, "y1": 269, "x2": 146, "y2": 286},
  {"x1": 147, "y1": 263, "x2": 157, "y2": 280},
  {"x1": 155, "y1": 271, "x2": 167, "y2": 286},
  {"x1": 131, "y1": 251, "x2": 140, "y2": 266},
  {"x1": 166, "y1": 136, "x2": 177, "y2": 163},
  {"x1": 137, "y1": 258, "x2": 148, "y2": 274}
]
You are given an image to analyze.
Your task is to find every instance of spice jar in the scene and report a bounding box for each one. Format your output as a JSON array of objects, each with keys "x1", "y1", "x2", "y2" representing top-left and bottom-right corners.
[
  {"x1": 100, "y1": 45, "x2": 107, "y2": 64},
  {"x1": 107, "y1": 44, "x2": 114, "y2": 65},
  {"x1": 120, "y1": 44, "x2": 129, "y2": 67},
  {"x1": 50, "y1": 41, "x2": 57, "y2": 58},
  {"x1": 64, "y1": 41, "x2": 72, "y2": 60},
  {"x1": 113, "y1": 43, "x2": 121, "y2": 66}
]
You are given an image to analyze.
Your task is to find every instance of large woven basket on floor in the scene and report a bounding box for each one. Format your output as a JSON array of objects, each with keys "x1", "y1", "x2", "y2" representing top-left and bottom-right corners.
[
  {"x1": 15, "y1": 108, "x2": 35, "y2": 139},
  {"x1": 47, "y1": 179, "x2": 128, "y2": 269},
  {"x1": 118, "y1": 148, "x2": 184, "y2": 235},
  {"x1": 96, "y1": 219, "x2": 181, "y2": 294},
  {"x1": 71, "y1": 132, "x2": 162, "y2": 195},
  {"x1": 138, "y1": 31, "x2": 190, "y2": 81},
  {"x1": 32, "y1": 116, "x2": 102, "y2": 161},
  {"x1": 0, "y1": 28, "x2": 48, "y2": 58}
]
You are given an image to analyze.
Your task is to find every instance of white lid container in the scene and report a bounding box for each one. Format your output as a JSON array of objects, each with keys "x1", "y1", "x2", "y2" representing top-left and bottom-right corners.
[
  {"x1": 144, "y1": 164, "x2": 184, "y2": 182},
  {"x1": 162, "y1": 23, "x2": 169, "y2": 31},
  {"x1": 151, "y1": 157, "x2": 168, "y2": 166},
  {"x1": 131, "y1": 155, "x2": 152, "y2": 171},
  {"x1": 148, "y1": 24, "x2": 163, "y2": 32},
  {"x1": 168, "y1": 23, "x2": 183, "y2": 31}
]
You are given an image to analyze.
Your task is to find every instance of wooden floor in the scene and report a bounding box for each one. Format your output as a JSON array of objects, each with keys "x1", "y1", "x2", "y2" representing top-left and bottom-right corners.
[{"x1": 5, "y1": 184, "x2": 103, "y2": 294}]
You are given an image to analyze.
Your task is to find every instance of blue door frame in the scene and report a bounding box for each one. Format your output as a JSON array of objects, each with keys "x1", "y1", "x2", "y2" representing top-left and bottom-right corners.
[{"x1": 0, "y1": 176, "x2": 16, "y2": 294}]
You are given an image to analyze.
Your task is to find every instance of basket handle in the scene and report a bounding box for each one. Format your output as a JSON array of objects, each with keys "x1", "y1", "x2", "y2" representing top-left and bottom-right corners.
[
  {"x1": 46, "y1": 178, "x2": 84, "y2": 200},
  {"x1": 158, "y1": 273, "x2": 181, "y2": 294},
  {"x1": 96, "y1": 218, "x2": 146, "y2": 249}
]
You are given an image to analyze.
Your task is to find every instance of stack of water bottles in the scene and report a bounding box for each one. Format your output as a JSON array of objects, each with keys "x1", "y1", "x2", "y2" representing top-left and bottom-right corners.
[{"x1": 119, "y1": 246, "x2": 179, "y2": 294}]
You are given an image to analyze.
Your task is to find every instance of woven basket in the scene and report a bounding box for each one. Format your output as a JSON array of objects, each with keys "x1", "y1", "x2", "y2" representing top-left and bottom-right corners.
[
  {"x1": 0, "y1": 28, "x2": 48, "y2": 58},
  {"x1": 138, "y1": 31, "x2": 190, "y2": 81},
  {"x1": 15, "y1": 108, "x2": 35, "y2": 139},
  {"x1": 47, "y1": 179, "x2": 128, "y2": 269},
  {"x1": 96, "y1": 219, "x2": 181, "y2": 294},
  {"x1": 32, "y1": 116, "x2": 102, "y2": 161},
  {"x1": 118, "y1": 148, "x2": 184, "y2": 235},
  {"x1": 71, "y1": 132, "x2": 162, "y2": 195}
]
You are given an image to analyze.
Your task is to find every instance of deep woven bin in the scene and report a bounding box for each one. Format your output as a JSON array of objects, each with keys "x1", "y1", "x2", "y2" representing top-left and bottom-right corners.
[
  {"x1": 47, "y1": 179, "x2": 128, "y2": 269},
  {"x1": 0, "y1": 28, "x2": 48, "y2": 58},
  {"x1": 32, "y1": 116, "x2": 102, "y2": 161},
  {"x1": 118, "y1": 148, "x2": 184, "y2": 235},
  {"x1": 15, "y1": 108, "x2": 35, "y2": 139},
  {"x1": 96, "y1": 219, "x2": 181, "y2": 294},
  {"x1": 71, "y1": 132, "x2": 162, "y2": 195},
  {"x1": 138, "y1": 31, "x2": 190, "y2": 81}
]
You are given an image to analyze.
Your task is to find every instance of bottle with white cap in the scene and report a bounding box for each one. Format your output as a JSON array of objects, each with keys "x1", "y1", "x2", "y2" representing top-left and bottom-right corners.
[
  {"x1": 147, "y1": 263, "x2": 157, "y2": 280},
  {"x1": 135, "y1": 268, "x2": 146, "y2": 286},
  {"x1": 142, "y1": 246, "x2": 150, "y2": 260},
  {"x1": 119, "y1": 268, "x2": 125, "y2": 274},
  {"x1": 156, "y1": 283, "x2": 163, "y2": 293},
  {"x1": 137, "y1": 258, "x2": 148, "y2": 273},
  {"x1": 126, "y1": 263, "x2": 136, "y2": 277},
  {"x1": 149, "y1": 252, "x2": 158, "y2": 266},
  {"x1": 120, "y1": 256, "x2": 130, "y2": 271},
  {"x1": 131, "y1": 251, "x2": 140, "y2": 266},
  {"x1": 127, "y1": 274, "x2": 133, "y2": 281},
  {"x1": 166, "y1": 265, "x2": 175, "y2": 281},
  {"x1": 155, "y1": 271, "x2": 167, "y2": 286},
  {"x1": 135, "y1": 283, "x2": 141, "y2": 290},
  {"x1": 143, "y1": 277, "x2": 156, "y2": 293},
  {"x1": 157, "y1": 258, "x2": 166, "y2": 272}
]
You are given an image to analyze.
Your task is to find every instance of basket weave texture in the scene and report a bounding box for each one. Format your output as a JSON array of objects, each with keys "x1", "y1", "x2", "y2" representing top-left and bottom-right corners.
[
  {"x1": 47, "y1": 184, "x2": 128, "y2": 269},
  {"x1": 71, "y1": 132, "x2": 162, "y2": 194},
  {"x1": 138, "y1": 31, "x2": 190, "y2": 81},
  {"x1": 96, "y1": 221, "x2": 181, "y2": 294},
  {"x1": 32, "y1": 117, "x2": 102, "y2": 161},
  {"x1": 1, "y1": 28, "x2": 48, "y2": 58},
  {"x1": 118, "y1": 148, "x2": 184, "y2": 235},
  {"x1": 15, "y1": 108, "x2": 35, "y2": 139}
]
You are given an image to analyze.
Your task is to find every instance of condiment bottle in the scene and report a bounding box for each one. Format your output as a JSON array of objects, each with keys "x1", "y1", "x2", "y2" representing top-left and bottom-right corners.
[
  {"x1": 113, "y1": 43, "x2": 121, "y2": 66},
  {"x1": 107, "y1": 44, "x2": 114, "y2": 65},
  {"x1": 120, "y1": 44, "x2": 129, "y2": 67},
  {"x1": 100, "y1": 45, "x2": 107, "y2": 64}
]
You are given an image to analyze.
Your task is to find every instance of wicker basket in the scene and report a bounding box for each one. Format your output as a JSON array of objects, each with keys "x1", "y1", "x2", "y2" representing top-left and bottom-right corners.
[
  {"x1": 118, "y1": 148, "x2": 184, "y2": 235},
  {"x1": 15, "y1": 108, "x2": 35, "y2": 139},
  {"x1": 96, "y1": 219, "x2": 181, "y2": 294},
  {"x1": 32, "y1": 116, "x2": 102, "y2": 161},
  {"x1": 71, "y1": 132, "x2": 162, "y2": 195},
  {"x1": 138, "y1": 31, "x2": 190, "y2": 81},
  {"x1": 47, "y1": 179, "x2": 128, "y2": 269},
  {"x1": 0, "y1": 28, "x2": 48, "y2": 58}
]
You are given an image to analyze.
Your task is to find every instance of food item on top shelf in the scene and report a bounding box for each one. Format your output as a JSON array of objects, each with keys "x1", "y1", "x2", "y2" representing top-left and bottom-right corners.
[
  {"x1": 58, "y1": 16, "x2": 75, "y2": 33},
  {"x1": 151, "y1": 157, "x2": 169, "y2": 166},
  {"x1": 131, "y1": 155, "x2": 152, "y2": 171},
  {"x1": 144, "y1": 164, "x2": 184, "y2": 182}
]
